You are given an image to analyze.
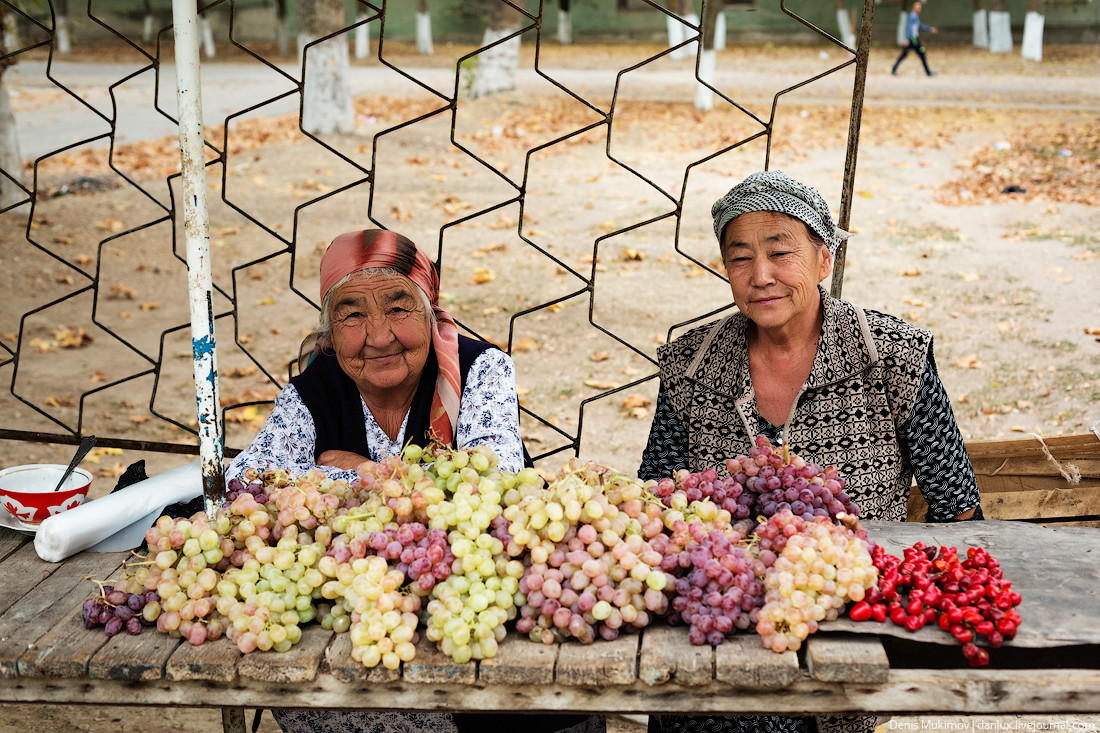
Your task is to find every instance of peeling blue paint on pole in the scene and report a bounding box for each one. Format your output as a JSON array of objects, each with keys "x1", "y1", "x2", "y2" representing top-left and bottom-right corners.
[{"x1": 174, "y1": 0, "x2": 225, "y2": 513}]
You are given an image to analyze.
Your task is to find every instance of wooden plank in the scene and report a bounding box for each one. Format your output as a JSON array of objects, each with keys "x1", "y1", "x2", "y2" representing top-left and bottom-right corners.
[
  {"x1": 637, "y1": 625, "x2": 712, "y2": 687},
  {"x1": 89, "y1": 623, "x2": 183, "y2": 681},
  {"x1": 236, "y1": 622, "x2": 331, "y2": 684},
  {"x1": 713, "y1": 634, "x2": 799, "y2": 689},
  {"x1": 983, "y1": 484, "x2": 1100, "y2": 520},
  {"x1": 8, "y1": 667, "x2": 1100, "y2": 716},
  {"x1": 0, "y1": 527, "x2": 29, "y2": 563},
  {"x1": 0, "y1": 541, "x2": 63, "y2": 618},
  {"x1": 165, "y1": 636, "x2": 242, "y2": 682},
  {"x1": 556, "y1": 633, "x2": 638, "y2": 686},
  {"x1": 972, "y1": 457, "x2": 1100, "y2": 479},
  {"x1": 0, "y1": 550, "x2": 126, "y2": 678},
  {"x1": 403, "y1": 633, "x2": 476, "y2": 685},
  {"x1": 966, "y1": 434, "x2": 1100, "y2": 460},
  {"x1": 17, "y1": 603, "x2": 111, "y2": 679},
  {"x1": 477, "y1": 634, "x2": 557, "y2": 686},
  {"x1": 805, "y1": 634, "x2": 889, "y2": 684},
  {"x1": 322, "y1": 629, "x2": 400, "y2": 684}
]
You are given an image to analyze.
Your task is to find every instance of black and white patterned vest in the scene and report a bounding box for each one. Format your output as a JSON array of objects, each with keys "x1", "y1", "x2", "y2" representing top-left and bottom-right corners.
[{"x1": 658, "y1": 288, "x2": 931, "y2": 521}]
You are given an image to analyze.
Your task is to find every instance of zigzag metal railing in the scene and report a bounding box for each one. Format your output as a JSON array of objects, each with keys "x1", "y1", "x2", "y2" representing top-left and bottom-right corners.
[{"x1": 0, "y1": 0, "x2": 872, "y2": 465}]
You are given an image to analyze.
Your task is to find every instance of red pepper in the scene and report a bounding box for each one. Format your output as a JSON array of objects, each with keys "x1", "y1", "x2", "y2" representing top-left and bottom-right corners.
[{"x1": 848, "y1": 601, "x2": 872, "y2": 622}]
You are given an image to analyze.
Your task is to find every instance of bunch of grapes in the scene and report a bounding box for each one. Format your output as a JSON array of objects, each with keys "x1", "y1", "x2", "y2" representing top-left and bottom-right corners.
[
  {"x1": 423, "y1": 534, "x2": 520, "y2": 662},
  {"x1": 652, "y1": 521, "x2": 762, "y2": 646},
  {"x1": 82, "y1": 578, "x2": 160, "y2": 638},
  {"x1": 754, "y1": 510, "x2": 876, "y2": 653},
  {"x1": 339, "y1": 555, "x2": 421, "y2": 669}
]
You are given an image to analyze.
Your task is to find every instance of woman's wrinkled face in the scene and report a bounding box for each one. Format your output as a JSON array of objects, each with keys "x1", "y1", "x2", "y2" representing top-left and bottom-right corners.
[
  {"x1": 329, "y1": 274, "x2": 432, "y2": 398},
  {"x1": 721, "y1": 211, "x2": 832, "y2": 333}
]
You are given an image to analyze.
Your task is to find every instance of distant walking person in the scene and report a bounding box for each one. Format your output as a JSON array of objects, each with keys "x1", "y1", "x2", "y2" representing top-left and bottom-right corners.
[{"x1": 892, "y1": 1, "x2": 938, "y2": 77}]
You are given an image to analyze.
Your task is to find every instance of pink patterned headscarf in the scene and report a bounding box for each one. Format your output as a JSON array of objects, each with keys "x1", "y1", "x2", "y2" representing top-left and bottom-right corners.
[{"x1": 319, "y1": 229, "x2": 461, "y2": 446}]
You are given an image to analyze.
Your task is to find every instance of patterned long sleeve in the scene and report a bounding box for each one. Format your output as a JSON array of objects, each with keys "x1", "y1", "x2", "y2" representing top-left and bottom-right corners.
[
  {"x1": 638, "y1": 386, "x2": 690, "y2": 481},
  {"x1": 898, "y1": 354, "x2": 982, "y2": 521}
]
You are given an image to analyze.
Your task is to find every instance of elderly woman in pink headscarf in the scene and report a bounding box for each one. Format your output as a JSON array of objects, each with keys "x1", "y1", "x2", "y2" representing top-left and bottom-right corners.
[
  {"x1": 226, "y1": 228, "x2": 527, "y2": 487},
  {"x1": 226, "y1": 230, "x2": 601, "y2": 733}
]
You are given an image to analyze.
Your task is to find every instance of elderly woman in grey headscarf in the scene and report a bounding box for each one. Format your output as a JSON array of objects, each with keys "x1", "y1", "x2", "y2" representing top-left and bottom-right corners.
[{"x1": 639, "y1": 170, "x2": 982, "y2": 733}]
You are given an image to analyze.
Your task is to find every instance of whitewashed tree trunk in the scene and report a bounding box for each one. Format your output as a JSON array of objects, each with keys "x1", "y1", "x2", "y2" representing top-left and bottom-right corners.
[
  {"x1": 3, "y1": 14, "x2": 18, "y2": 52},
  {"x1": 714, "y1": 11, "x2": 726, "y2": 51},
  {"x1": 989, "y1": 11, "x2": 1012, "y2": 52},
  {"x1": 667, "y1": 1, "x2": 696, "y2": 60},
  {"x1": 678, "y1": 13, "x2": 698, "y2": 60},
  {"x1": 276, "y1": 16, "x2": 289, "y2": 55},
  {"x1": 354, "y1": 13, "x2": 369, "y2": 59},
  {"x1": 299, "y1": 0, "x2": 353, "y2": 135},
  {"x1": 301, "y1": 35, "x2": 354, "y2": 134},
  {"x1": 469, "y1": 4, "x2": 522, "y2": 99},
  {"x1": 973, "y1": 10, "x2": 989, "y2": 48},
  {"x1": 200, "y1": 15, "x2": 215, "y2": 58},
  {"x1": 666, "y1": 14, "x2": 684, "y2": 57},
  {"x1": 417, "y1": 11, "x2": 433, "y2": 54},
  {"x1": 1021, "y1": 10, "x2": 1044, "y2": 61},
  {"x1": 896, "y1": 10, "x2": 908, "y2": 47},
  {"x1": 56, "y1": 16, "x2": 72, "y2": 54},
  {"x1": 0, "y1": 75, "x2": 25, "y2": 209},
  {"x1": 143, "y1": 15, "x2": 155, "y2": 43},
  {"x1": 836, "y1": 4, "x2": 855, "y2": 49},
  {"x1": 694, "y1": 48, "x2": 716, "y2": 111},
  {"x1": 469, "y1": 28, "x2": 520, "y2": 98},
  {"x1": 557, "y1": 8, "x2": 572, "y2": 45}
]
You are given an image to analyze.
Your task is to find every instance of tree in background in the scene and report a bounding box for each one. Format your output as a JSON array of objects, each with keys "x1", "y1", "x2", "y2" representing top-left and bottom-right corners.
[
  {"x1": 0, "y1": 8, "x2": 25, "y2": 209},
  {"x1": 694, "y1": 0, "x2": 720, "y2": 111},
  {"x1": 989, "y1": 0, "x2": 1012, "y2": 53},
  {"x1": 557, "y1": 0, "x2": 572, "y2": 45},
  {"x1": 417, "y1": 0, "x2": 433, "y2": 54},
  {"x1": 666, "y1": 0, "x2": 697, "y2": 60},
  {"x1": 896, "y1": 0, "x2": 912, "y2": 48},
  {"x1": 468, "y1": 1, "x2": 524, "y2": 99},
  {"x1": 972, "y1": 0, "x2": 989, "y2": 48},
  {"x1": 834, "y1": 0, "x2": 855, "y2": 49},
  {"x1": 1021, "y1": 0, "x2": 1044, "y2": 61},
  {"x1": 298, "y1": 0, "x2": 354, "y2": 134}
]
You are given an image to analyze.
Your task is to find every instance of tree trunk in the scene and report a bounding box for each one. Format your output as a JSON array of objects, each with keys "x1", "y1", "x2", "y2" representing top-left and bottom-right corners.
[
  {"x1": 835, "y1": 0, "x2": 855, "y2": 49},
  {"x1": 694, "y1": 0, "x2": 720, "y2": 111},
  {"x1": 1021, "y1": 0, "x2": 1044, "y2": 62},
  {"x1": 354, "y1": 13, "x2": 369, "y2": 59},
  {"x1": 299, "y1": 0, "x2": 354, "y2": 135},
  {"x1": 896, "y1": 2, "x2": 912, "y2": 47},
  {"x1": 0, "y1": 72, "x2": 25, "y2": 209},
  {"x1": 989, "y1": 0, "x2": 1012, "y2": 53},
  {"x1": 199, "y1": 11, "x2": 215, "y2": 58},
  {"x1": 56, "y1": 0, "x2": 72, "y2": 55},
  {"x1": 417, "y1": 0, "x2": 433, "y2": 55},
  {"x1": 468, "y1": 3, "x2": 523, "y2": 99},
  {"x1": 275, "y1": 0, "x2": 289, "y2": 56},
  {"x1": 557, "y1": 0, "x2": 572, "y2": 46},
  {"x1": 3, "y1": 12, "x2": 18, "y2": 53},
  {"x1": 142, "y1": 0, "x2": 155, "y2": 43},
  {"x1": 667, "y1": 0, "x2": 697, "y2": 61},
  {"x1": 972, "y1": 0, "x2": 989, "y2": 48},
  {"x1": 713, "y1": 9, "x2": 725, "y2": 51}
]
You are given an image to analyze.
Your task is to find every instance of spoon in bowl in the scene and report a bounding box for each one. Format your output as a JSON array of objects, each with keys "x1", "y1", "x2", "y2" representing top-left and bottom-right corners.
[{"x1": 53, "y1": 435, "x2": 96, "y2": 492}]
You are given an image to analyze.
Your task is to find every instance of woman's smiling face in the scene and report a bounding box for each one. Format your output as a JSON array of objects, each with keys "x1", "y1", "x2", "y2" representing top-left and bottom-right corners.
[
  {"x1": 329, "y1": 273, "x2": 432, "y2": 399},
  {"x1": 721, "y1": 210, "x2": 832, "y2": 333}
]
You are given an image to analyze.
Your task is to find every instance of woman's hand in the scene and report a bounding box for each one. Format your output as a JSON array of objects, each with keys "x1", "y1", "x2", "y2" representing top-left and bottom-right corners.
[{"x1": 318, "y1": 450, "x2": 369, "y2": 470}]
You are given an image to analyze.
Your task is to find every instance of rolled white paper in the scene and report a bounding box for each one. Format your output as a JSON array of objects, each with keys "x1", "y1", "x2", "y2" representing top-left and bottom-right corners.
[{"x1": 34, "y1": 460, "x2": 203, "y2": 562}]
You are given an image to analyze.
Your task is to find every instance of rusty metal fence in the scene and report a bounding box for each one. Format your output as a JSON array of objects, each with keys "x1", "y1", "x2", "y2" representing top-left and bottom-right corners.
[{"x1": 0, "y1": 0, "x2": 871, "y2": 473}]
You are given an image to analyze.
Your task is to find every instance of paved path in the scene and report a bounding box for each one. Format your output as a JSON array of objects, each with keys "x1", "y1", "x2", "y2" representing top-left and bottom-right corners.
[{"x1": 8, "y1": 52, "x2": 1100, "y2": 159}]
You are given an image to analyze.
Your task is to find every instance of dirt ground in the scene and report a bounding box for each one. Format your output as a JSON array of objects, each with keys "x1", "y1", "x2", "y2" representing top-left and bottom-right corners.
[{"x1": 1, "y1": 38, "x2": 1099, "y2": 732}]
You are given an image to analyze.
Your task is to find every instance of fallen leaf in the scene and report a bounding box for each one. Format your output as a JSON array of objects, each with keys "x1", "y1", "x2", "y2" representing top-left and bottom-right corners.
[
  {"x1": 997, "y1": 321, "x2": 1015, "y2": 332},
  {"x1": 513, "y1": 338, "x2": 537, "y2": 352},
  {"x1": 903, "y1": 298, "x2": 926, "y2": 307},
  {"x1": 1016, "y1": 400, "x2": 1033, "y2": 409},
  {"x1": 98, "y1": 461, "x2": 127, "y2": 478},
  {"x1": 955, "y1": 354, "x2": 984, "y2": 370},
  {"x1": 584, "y1": 379, "x2": 620, "y2": 390},
  {"x1": 516, "y1": 387, "x2": 531, "y2": 396},
  {"x1": 622, "y1": 365, "x2": 641, "y2": 376},
  {"x1": 1071, "y1": 251, "x2": 1098, "y2": 261},
  {"x1": 471, "y1": 268, "x2": 495, "y2": 285},
  {"x1": 959, "y1": 273, "x2": 981, "y2": 282},
  {"x1": 390, "y1": 204, "x2": 412, "y2": 222},
  {"x1": 957, "y1": 393, "x2": 971, "y2": 404},
  {"x1": 54, "y1": 326, "x2": 91, "y2": 349},
  {"x1": 86, "y1": 447, "x2": 124, "y2": 464},
  {"x1": 30, "y1": 337, "x2": 57, "y2": 353},
  {"x1": 44, "y1": 395, "x2": 75, "y2": 407},
  {"x1": 226, "y1": 405, "x2": 260, "y2": 423},
  {"x1": 90, "y1": 371, "x2": 109, "y2": 382},
  {"x1": 256, "y1": 297, "x2": 276, "y2": 306},
  {"x1": 476, "y1": 242, "x2": 507, "y2": 255},
  {"x1": 590, "y1": 351, "x2": 609, "y2": 362},
  {"x1": 140, "y1": 302, "x2": 160, "y2": 311},
  {"x1": 627, "y1": 407, "x2": 649, "y2": 420},
  {"x1": 899, "y1": 268, "x2": 922, "y2": 277},
  {"x1": 129, "y1": 415, "x2": 150, "y2": 424},
  {"x1": 622, "y1": 394, "x2": 652, "y2": 410},
  {"x1": 224, "y1": 366, "x2": 258, "y2": 378},
  {"x1": 622, "y1": 249, "x2": 644, "y2": 261},
  {"x1": 56, "y1": 274, "x2": 74, "y2": 285}
]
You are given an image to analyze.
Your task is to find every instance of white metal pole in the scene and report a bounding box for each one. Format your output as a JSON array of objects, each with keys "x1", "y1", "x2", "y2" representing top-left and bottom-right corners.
[{"x1": 172, "y1": 0, "x2": 224, "y2": 515}]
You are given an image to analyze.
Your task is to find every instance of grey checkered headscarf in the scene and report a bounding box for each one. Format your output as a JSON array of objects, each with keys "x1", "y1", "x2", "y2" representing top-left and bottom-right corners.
[{"x1": 711, "y1": 170, "x2": 851, "y2": 256}]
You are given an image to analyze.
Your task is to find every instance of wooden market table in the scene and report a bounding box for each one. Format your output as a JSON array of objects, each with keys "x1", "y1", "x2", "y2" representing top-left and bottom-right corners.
[{"x1": 2, "y1": 519, "x2": 1099, "y2": 730}]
